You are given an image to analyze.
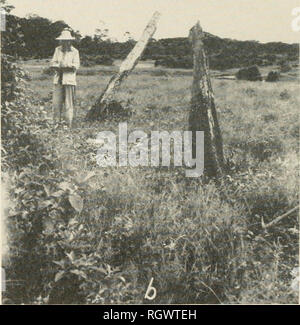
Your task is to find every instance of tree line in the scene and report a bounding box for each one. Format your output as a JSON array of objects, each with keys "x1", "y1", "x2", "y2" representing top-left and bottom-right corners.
[{"x1": 2, "y1": 12, "x2": 299, "y2": 70}]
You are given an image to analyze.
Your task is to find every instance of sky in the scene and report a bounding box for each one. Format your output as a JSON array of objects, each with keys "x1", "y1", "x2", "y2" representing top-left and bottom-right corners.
[{"x1": 7, "y1": 0, "x2": 300, "y2": 43}]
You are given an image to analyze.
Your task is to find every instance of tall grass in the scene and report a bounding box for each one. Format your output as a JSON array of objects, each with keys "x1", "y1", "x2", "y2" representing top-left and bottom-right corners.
[{"x1": 4, "y1": 61, "x2": 299, "y2": 304}]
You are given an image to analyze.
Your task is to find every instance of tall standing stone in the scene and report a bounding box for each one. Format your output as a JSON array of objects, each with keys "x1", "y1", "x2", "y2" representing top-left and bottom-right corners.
[{"x1": 188, "y1": 21, "x2": 224, "y2": 177}]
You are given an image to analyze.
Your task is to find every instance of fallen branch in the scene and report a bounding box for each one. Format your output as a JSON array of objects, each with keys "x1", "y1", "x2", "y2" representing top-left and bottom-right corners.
[{"x1": 262, "y1": 205, "x2": 299, "y2": 229}]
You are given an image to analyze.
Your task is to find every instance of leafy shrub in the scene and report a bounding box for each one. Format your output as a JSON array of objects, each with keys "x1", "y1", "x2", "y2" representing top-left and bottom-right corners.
[
  {"x1": 1, "y1": 55, "x2": 56, "y2": 302},
  {"x1": 236, "y1": 66, "x2": 262, "y2": 81},
  {"x1": 1, "y1": 55, "x2": 97, "y2": 304},
  {"x1": 266, "y1": 71, "x2": 280, "y2": 82}
]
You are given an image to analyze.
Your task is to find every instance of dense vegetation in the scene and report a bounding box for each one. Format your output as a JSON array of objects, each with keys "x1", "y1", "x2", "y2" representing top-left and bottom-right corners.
[
  {"x1": 2, "y1": 52, "x2": 299, "y2": 304},
  {"x1": 147, "y1": 36, "x2": 299, "y2": 70}
]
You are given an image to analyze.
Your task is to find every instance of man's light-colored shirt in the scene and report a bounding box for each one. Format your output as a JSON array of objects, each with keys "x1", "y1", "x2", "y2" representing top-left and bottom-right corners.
[{"x1": 51, "y1": 45, "x2": 80, "y2": 86}]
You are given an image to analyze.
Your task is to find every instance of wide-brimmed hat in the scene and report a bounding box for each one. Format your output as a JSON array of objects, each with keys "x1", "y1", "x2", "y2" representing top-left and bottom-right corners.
[{"x1": 56, "y1": 29, "x2": 75, "y2": 40}]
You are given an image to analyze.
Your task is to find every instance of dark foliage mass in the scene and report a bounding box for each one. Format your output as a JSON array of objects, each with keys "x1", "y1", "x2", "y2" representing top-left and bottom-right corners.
[
  {"x1": 86, "y1": 100, "x2": 132, "y2": 121},
  {"x1": 1, "y1": 54, "x2": 124, "y2": 304},
  {"x1": 236, "y1": 66, "x2": 262, "y2": 81},
  {"x1": 266, "y1": 71, "x2": 280, "y2": 82},
  {"x1": 2, "y1": 13, "x2": 298, "y2": 70}
]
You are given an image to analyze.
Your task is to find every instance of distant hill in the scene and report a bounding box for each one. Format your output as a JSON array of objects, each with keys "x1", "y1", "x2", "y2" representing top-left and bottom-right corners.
[
  {"x1": 142, "y1": 33, "x2": 299, "y2": 70},
  {"x1": 2, "y1": 13, "x2": 299, "y2": 71}
]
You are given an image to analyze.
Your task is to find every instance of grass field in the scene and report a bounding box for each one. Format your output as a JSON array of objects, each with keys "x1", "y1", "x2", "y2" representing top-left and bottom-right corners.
[{"x1": 5, "y1": 59, "x2": 299, "y2": 304}]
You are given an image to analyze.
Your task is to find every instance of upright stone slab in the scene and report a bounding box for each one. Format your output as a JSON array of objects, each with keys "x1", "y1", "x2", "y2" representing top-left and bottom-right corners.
[{"x1": 188, "y1": 21, "x2": 224, "y2": 178}]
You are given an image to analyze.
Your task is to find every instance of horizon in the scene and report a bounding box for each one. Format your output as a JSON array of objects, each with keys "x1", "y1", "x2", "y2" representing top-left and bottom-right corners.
[{"x1": 6, "y1": 0, "x2": 300, "y2": 44}]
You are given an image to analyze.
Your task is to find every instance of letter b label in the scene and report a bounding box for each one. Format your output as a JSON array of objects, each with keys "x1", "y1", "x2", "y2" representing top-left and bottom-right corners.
[{"x1": 144, "y1": 277, "x2": 156, "y2": 300}]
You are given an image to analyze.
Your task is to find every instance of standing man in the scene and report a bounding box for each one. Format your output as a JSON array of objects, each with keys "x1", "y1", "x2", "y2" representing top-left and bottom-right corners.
[{"x1": 50, "y1": 29, "x2": 80, "y2": 127}]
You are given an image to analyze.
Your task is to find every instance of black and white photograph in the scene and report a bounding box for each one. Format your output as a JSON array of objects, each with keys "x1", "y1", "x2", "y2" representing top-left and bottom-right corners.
[{"x1": 1, "y1": 0, "x2": 299, "y2": 307}]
